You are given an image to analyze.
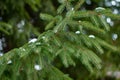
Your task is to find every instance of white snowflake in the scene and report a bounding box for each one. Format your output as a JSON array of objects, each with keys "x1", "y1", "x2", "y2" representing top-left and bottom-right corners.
[
  {"x1": 75, "y1": 31, "x2": 80, "y2": 34},
  {"x1": 7, "y1": 60, "x2": 12, "y2": 64},
  {"x1": 34, "y1": 64, "x2": 42, "y2": 71},
  {"x1": 71, "y1": 8, "x2": 74, "y2": 11},
  {"x1": 95, "y1": 7, "x2": 105, "y2": 11},
  {"x1": 112, "y1": 33, "x2": 118, "y2": 41},
  {"x1": 89, "y1": 35, "x2": 95, "y2": 38},
  {"x1": 29, "y1": 38, "x2": 37, "y2": 43}
]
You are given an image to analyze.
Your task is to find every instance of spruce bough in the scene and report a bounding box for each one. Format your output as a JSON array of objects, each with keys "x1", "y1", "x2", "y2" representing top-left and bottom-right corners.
[{"x1": 0, "y1": 0, "x2": 120, "y2": 80}]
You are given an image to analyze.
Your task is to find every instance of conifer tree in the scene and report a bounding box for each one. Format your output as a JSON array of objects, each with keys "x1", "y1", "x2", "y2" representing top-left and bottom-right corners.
[{"x1": 0, "y1": 0, "x2": 120, "y2": 80}]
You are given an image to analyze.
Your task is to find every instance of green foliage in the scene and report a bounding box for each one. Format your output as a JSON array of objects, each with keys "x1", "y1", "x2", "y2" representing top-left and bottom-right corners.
[
  {"x1": 0, "y1": 22, "x2": 12, "y2": 35},
  {"x1": 0, "y1": 0, "x2": 120, "y2": 80}
]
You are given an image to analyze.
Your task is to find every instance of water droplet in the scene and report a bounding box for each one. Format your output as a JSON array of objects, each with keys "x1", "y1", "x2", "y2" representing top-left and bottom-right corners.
[
  {"x1": 75, "y1": 31, "x2": 80, "y2": 34},
  {"x1": 112, "y1": 33, "x2": 118, "y2": 40},
  {"x1": 34, "y1": 64, "x2": 42, "y2": 71},
  {"x1": 7, "y1": 60, "x2": 12, "y2": 64},
  {"x1": 95, "y1": 7, "x2": 105, "y2": 12},
  {"x1": 113, "y1": 9, "x2": 119, "y2": 14},
  {"x1": 17, "y1": 20, "x2": 25, "y2": 28},
  {"x1": 106, "y1": 18, "x2": 111, "y2": 23},
  {"x1": 89, "y1": 35, "x2": 95, "y2": 38},
  {"x1": 110, "y1": 21, "x2": 114, "y2": 26},
  {"x1": 105, "y1": 2, "x2": 112, "y2": 7},
  {"x1": 42, "y1": 36, "x2": 45, "y2": 39},
  {"x1": 86, "y1": 0, "x2": 91, "y2": 5},
  {"x1": 17, "y1": 20, "x2": 25, "y2": 32},
  {"x1": 111, "y1": 1, "x2": 116, "y2": 6},
  {"x1": 116, "y1": 0, "x2": 120, "y2": 2},
  {"x1": 71, "y1": 8, "x2": 74, "y2": 11},
  {"x1": 29, "y1": 38, "x2": 37, "y2": 43}
]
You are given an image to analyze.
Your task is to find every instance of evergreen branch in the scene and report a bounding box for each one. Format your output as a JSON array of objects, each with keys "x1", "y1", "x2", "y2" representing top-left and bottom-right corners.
[
  {"x1": 74, "y1": 0, "x2": 85, "y2": 11},
  {"x1": 98, "y1": 15, "x2": 110, "y2": 31},
  {"x1": 40, "y1": 13, "x2": 54, "y2": 21},
  {"x1": 1, "y1": 0, "x2": 120, "y2": 80},
  {"x1": 95, "y1": 38, "x2": 118, "y2": 51},
  {"x1": 57, "y1": 3, "x2": 66, "y2": 14},
  {"x1": 67, "y1": 20, "x2": 106, "y2": 34}
]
